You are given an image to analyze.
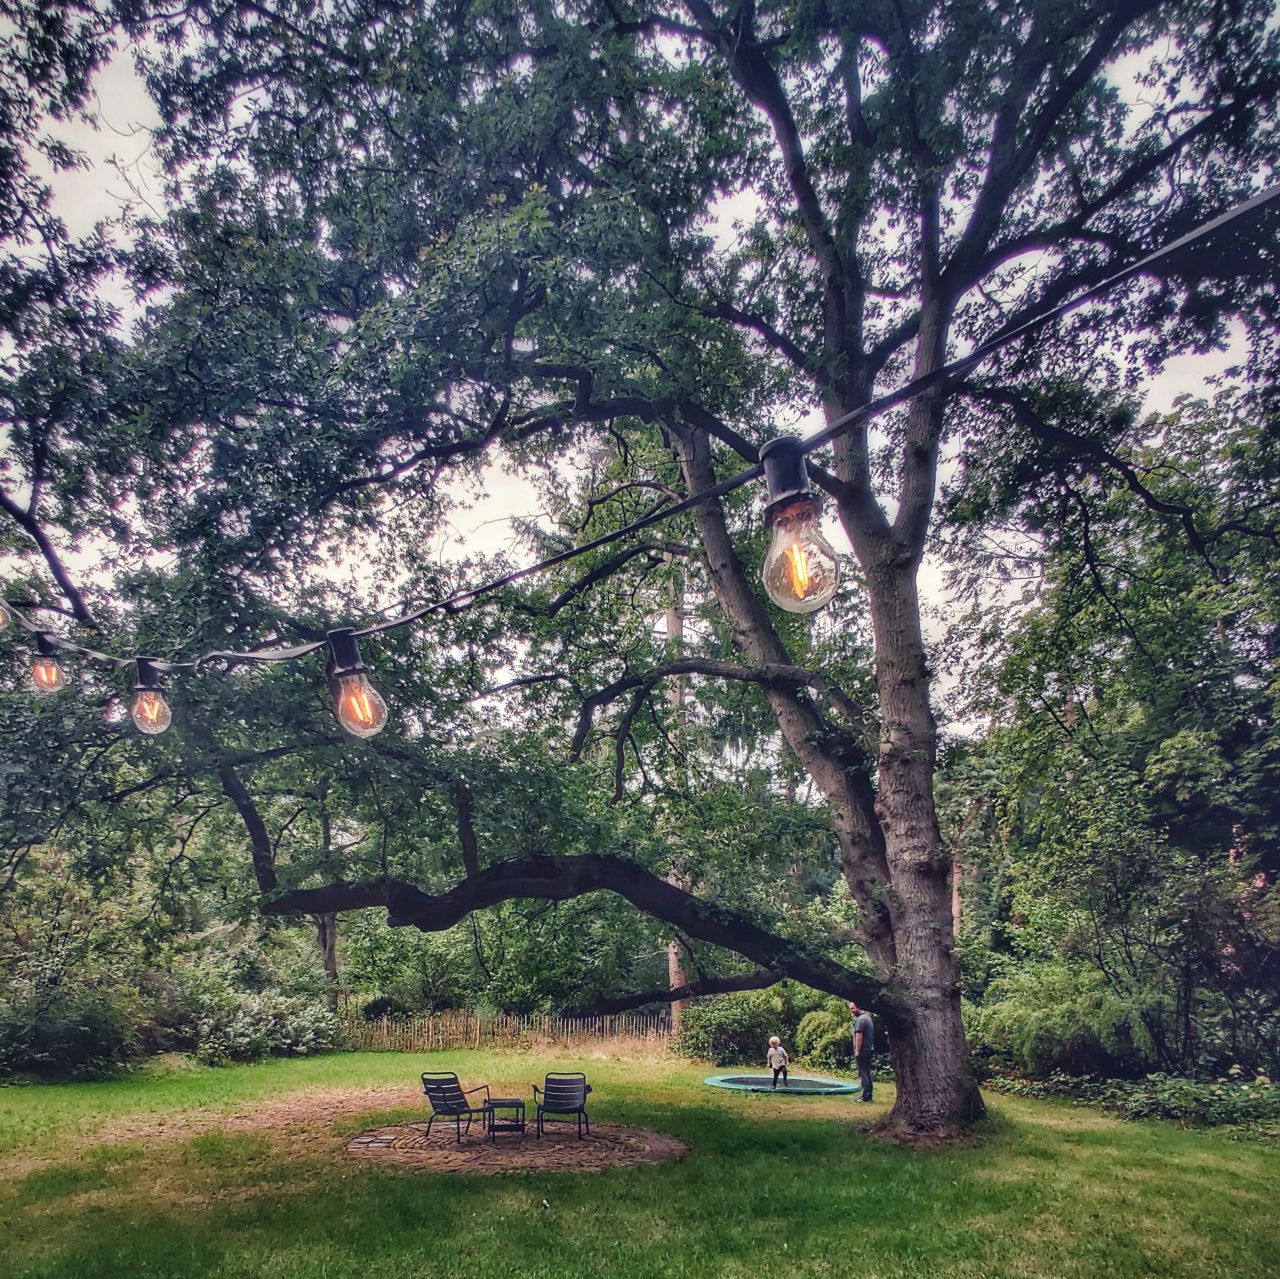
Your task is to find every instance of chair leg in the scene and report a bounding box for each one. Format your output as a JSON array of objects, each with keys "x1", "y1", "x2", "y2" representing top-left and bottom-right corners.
[
  {"x1": 425, "y1": 1115, "x2": 434, "y2": 1141},
  {"x1": 456, "y1": 1115, "x2": 462, "y2": 1145}
]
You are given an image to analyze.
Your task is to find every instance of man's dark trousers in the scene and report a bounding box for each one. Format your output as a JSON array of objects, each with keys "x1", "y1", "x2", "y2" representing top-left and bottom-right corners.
[{"x1": 857, "y1": 1052, "x2": 873, "y2": 1101}]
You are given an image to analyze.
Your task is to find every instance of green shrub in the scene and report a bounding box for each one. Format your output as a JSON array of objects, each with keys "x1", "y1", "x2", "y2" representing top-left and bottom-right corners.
[
  {"x1": 966, "y1": 962, "x2": 1154, "y2": 1077},
  {"x1": 0, "y1": 979, "x2": 140, "y2": 1079},
  {"x1": 194, "y1": 994, "x2": 338, "y2": 1066},
  {"x1": 983, "y1": 1068, "x2": 1280, "y2": 1137},
  {"x1": 673, "y1": 986, "x2": 823, "y2": 1065},
  {"x1": 795, "y1": 1000, "x2": 855, "y2": 1069},
  {"x1": 360, "y1": 996, "x2": 413, "y2": 1021}
]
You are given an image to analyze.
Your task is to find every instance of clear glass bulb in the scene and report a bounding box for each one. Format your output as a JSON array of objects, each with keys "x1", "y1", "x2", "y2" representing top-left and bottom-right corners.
[
  {"x1": 131, "y1": 688, "x2": 172, "y2": 735},
  {"x1": 334, "y1": 671, "x2": 388, "y2": 738},
  {"x1": 31, "y1": 655, "x2": 66, "y2": 695},
  {"x1": 0, "y1": 601, "x2": 13, "y2": 632},
  {"x1": 762, "y1": 502, "x2": 840, "y2": 613}
]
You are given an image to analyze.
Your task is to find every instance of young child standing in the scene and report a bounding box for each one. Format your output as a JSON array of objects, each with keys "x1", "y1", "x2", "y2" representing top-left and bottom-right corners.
[{"x1": 766, "y1": 1036, "x2": 789, "y2": 1088}]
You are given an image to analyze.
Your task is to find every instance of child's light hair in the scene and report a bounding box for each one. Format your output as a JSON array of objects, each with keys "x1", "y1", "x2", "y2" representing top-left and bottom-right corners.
[{"x1": 769, "y1": 1036, "x2": 781, "y2": 1046}]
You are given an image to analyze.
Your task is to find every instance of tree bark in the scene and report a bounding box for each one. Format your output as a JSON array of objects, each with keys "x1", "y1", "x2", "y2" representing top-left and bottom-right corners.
[
  {"x1": 834, "y1": 300, "x2": 984, "y2": 1135},
  {"x1": 667, "y1": 938, "x2": 689, "y2": 1033},
  {"x1": 664, "y1": 570, "x2": 689, "y2": 1034},
  {"x1": 314, "y1": 912, "x2": 340, "y2": 1012}
]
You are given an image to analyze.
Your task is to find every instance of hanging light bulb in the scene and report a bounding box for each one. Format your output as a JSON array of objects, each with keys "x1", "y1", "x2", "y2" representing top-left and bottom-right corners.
[
  {"x1": 0, "y1": 600, "x2": 14, "y2": 633},
  {"x1": 759, "y1": 437, "x2": 840, "y2": 613},
  {"x1": 130, "y1": 658, "x2": 173, "y2": 735},
  {"x1": 31, "y1": 634, "x2": 66, "y2": 695},
  {"x1": 327, "y1": 628, "x2": 388, "y2": 738}
]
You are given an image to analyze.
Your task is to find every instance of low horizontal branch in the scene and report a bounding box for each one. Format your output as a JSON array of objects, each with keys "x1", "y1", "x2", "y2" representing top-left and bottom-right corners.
[{"x1": 264, "y1": 853, "x2": 888, "y2": 1008}]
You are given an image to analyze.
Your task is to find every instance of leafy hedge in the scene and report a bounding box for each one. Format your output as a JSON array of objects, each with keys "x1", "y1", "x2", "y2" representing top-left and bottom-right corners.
[
  {"x1": 983, "y1": 1069, "x2": 1280, "y2": 1140},
  {"x1": 795, "y1": 1000, "x2": 857, "y2": 1069},
  {"x1": 194, "y1": 993, "x2": 338, "y2": 1066},
  {"x1": 0, "y1": 979, "x2": 140, "y2": 1080},
  {"x1": 964, "y1": 962, "x2": 1155, "y2": 1078},
  {"x1": 672, "y1": 986, "x2": 834, "y2": 1065}
]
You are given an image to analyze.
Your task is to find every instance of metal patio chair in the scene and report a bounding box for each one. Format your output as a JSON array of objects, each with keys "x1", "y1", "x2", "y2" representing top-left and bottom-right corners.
[
  {"x1": 421, "y1": 1071, "x2": 491, "y2": 1144},
  {"x1": 532, "y1": 1071, "x2": 592, "y2": 1138}
]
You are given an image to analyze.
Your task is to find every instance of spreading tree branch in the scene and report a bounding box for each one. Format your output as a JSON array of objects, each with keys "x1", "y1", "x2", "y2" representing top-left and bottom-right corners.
[
  {"x1": 0, "y1": 488, "x2": 97, "y2": 626},
  {"x1": 263, "y1": 852, "x2": 891, "y2": 1008}
]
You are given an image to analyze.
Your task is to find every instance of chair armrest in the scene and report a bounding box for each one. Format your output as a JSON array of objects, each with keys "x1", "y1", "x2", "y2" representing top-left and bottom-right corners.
[
  {"x1": 462, "y1": 1084, "x2": 491, "y2": 1099},
  {"x1": 585, "y1": 1085, "x2": 593, "y2": 1094}
]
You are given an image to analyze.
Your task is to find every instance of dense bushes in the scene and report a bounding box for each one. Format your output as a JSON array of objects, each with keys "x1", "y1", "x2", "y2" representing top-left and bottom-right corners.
[
  {"x1": 964, "y1": 962, "x2": 1155, "y2": 1077},
  {"x1": 0, "y1": 906, "x2": 341, "y2": 1079},
  {"x1": 360, "y1": 996, "x2": 414, "y2": 1022},
  {"x1": 673, "y1": 986, "x2": 834, "y2": 1065},
  {"x1": 168, "y1": 934, "x2": 338, "y2": 1066},
  {"x1": 194, "y1": 993, "x2": 338, "y2": 1066},
  {"x1": 0, "y1": 979, "x2": 141, "y2": 1080},
  {"x1": 672, "y1": 990, "x2": 779, "y2": 1063},
  {"x1": 984, "y1": 1069, "x2": 1280, "y2": 1139},
  {"x1": 795, "y1": 1000, "x2": 857, "y2": 1069}
]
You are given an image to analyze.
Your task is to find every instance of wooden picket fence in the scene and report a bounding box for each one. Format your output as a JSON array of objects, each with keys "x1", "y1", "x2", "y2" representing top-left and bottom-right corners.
[{"x1": 340, "y1": 1009, "x2": 670, "y2": 1055}]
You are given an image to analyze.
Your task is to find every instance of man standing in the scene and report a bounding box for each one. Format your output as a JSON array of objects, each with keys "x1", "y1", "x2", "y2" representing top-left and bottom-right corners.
[{"x1": 849, "y1": 1002, "x2": 875, "y2": 1102}]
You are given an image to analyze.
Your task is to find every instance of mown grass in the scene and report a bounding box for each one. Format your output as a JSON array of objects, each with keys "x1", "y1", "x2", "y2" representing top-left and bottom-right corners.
[{"x1": 2, "y1": 1051, "x2": 1277, "y2": 1279}]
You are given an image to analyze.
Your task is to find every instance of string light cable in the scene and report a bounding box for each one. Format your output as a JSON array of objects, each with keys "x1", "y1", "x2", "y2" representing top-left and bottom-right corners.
[{"x1": 1, "y1": 182, "x2": 1276, "y2": 734}]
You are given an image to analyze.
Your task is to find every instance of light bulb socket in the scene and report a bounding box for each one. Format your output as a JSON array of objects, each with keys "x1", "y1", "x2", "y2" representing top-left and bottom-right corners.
[
  {"x1": 326, "y1": 628, "x2": 366, "y2": 678},
  {"x1": 35, "y1": 633, "x2": 60, "y2": 659},
  {"x1": 760, "y1": 436, "x2": 821, "y2": 523},
  {"x1": 133, "y1": 657, "x2": 164, "y2": 693}
]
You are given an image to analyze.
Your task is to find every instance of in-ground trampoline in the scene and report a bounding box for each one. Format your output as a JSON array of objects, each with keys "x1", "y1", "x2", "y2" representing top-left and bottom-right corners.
[{"x1": 705, "y1": 1073, "x2": 860, "y2": 1095}]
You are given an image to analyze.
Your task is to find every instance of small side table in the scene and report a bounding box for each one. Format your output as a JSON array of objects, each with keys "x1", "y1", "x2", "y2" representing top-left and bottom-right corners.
[{"x1": 483, "y1": 1097, "x2": 526, "y2": 1142}]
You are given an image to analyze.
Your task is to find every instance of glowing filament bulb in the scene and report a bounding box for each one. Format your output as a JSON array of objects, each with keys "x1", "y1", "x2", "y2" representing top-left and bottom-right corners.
[
  {"x1": 762, "y1": 501, "x2": 840, "y2": 614},
  {"x1": 131, "y1": 688, "x2": 172, "y2": 735},
  {"x1": 0, "y1": 601, "x2": 14, "y2": 632},
  {"x1": 787, "y1": 541, "x2": 812, "y2": 597},
  {"x1": 334, "y1": 671, "x2": 388, "y2": 738},
  {"x1": 31, "y1": 654, "x2": 66, "y2": 694}
]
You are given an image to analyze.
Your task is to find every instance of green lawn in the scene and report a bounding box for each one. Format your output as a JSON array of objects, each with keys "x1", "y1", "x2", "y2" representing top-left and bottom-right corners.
[{"x1": 2, "y1": 1051, "x2": 1276, "y2": 1279}]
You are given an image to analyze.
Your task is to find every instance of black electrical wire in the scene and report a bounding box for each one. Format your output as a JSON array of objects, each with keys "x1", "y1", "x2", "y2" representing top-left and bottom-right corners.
[{"x1": 4, "y1": 181, "x2": 1278, "y2": 671}]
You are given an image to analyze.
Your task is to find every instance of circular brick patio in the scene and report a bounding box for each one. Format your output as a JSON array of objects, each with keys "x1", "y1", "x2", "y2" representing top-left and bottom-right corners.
[{"x1": 346, "y1": 1122, "x2": 687, "y2": 1174}]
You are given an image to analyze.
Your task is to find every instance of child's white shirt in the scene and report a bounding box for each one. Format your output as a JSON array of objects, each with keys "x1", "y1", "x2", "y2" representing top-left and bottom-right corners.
[{"x1": 766, "y1": 1046, "x2": 788, "y2": 1068}]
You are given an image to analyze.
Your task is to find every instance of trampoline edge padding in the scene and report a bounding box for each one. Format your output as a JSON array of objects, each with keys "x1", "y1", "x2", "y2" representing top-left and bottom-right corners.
[{"x1": 704, "y1": 1073, "x2": 861, "y2": 1095}]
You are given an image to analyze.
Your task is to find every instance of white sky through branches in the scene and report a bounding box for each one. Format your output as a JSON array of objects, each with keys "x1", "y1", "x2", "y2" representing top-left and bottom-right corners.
[{"x1": 19, "y1": 44, "x2": 1245, "y2": 709}]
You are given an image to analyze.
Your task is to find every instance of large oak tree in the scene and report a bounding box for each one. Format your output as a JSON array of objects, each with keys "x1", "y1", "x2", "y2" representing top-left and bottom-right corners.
[{"x1": 3, "y1": 1, "x2": 1277, "y2": 1135}]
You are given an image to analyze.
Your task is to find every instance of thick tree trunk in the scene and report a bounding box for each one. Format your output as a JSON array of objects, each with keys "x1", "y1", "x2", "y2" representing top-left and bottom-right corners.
[
  {"x1": 865, "y1": 560, "x2": 983, "y2": 1135},
  {"x1": 675, "y1": 427, "x2": 985, "y2": 1134},
  {"x1": 665, "y1": 576, "x2": 689, "y2": 1034},
  {"x1": 884, "y1": 1000, "x2": 985, "y2": 1137}
]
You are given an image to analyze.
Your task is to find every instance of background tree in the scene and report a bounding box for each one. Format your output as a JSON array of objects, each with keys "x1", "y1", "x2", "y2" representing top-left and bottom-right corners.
[{"x1": 944, "y1": 392, "x2": 1280, "y2": 1077}]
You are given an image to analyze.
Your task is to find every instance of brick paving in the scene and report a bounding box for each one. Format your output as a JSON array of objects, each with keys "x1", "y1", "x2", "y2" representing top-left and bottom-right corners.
[{"x1": 346, "y1": 1122, "x2": 688, "y2": 1174}]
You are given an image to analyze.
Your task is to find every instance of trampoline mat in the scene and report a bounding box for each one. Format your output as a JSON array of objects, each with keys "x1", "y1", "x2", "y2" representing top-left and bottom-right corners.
[{"x1": 705, "y1": 1073, "x2": 860, "y2": 1095}]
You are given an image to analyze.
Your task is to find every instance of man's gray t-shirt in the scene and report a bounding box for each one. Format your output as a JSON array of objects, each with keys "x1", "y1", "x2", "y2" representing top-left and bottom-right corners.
[{"x1": 854, "y1": 1012, "x2": 874, "y2": 1055}]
